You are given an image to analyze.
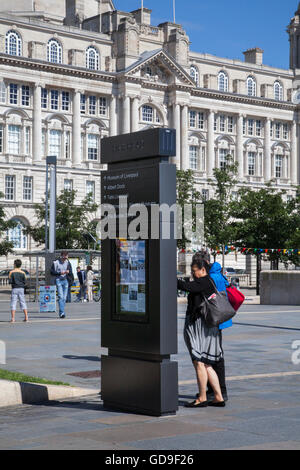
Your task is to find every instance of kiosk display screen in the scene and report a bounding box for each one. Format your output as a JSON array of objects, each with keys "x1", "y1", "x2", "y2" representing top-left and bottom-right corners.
[{"x1": 115, "y1": 239, "x2": 147, "y2": 321}]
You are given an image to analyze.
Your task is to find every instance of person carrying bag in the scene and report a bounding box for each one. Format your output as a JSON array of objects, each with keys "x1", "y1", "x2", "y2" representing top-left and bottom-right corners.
[{"x1": 198, "y1": 278, "x2": 237, "y2": 328}]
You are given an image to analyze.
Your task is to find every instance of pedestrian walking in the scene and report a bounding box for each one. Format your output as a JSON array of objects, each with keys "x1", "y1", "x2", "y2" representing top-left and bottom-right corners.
[
  {"x1": 51, "y1": 251, "x2": 74, "y2": 318},
  {"x1": 178, "y1": 259, "x2": 225, "y2": 408},
  {"x1": 86, "y1": 266, "x2": 94, "y2": 303},
  {"x1": 9, "y1": 259, "x2": 28, "y2": 323},
  {"x1": 76, "y1": 266, "x2": 87, "y2": 302},
  {"x1": 192, "y1": 250, "x2": 230, "y2": 402}
]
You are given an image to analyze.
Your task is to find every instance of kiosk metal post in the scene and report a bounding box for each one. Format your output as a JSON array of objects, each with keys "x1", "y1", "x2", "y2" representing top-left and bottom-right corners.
[{"x1": 101, "y1": 128, "x2": 178, "y2": 417}]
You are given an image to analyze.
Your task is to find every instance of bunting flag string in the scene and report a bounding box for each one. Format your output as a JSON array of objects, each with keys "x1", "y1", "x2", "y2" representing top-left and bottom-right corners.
[{"x1": 179, "y1": 247, "x2": 300, "y2": 256}]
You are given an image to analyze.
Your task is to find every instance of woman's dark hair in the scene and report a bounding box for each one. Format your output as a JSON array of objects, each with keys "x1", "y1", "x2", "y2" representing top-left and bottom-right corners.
[
  {"x1": 191, "y1": 259, "x2": 209, "y2": 273},
  {"x1": 87, "y1": 265, "x2": 93, "y2": 271},
  {"x1": 192, "y1": 249, "x2": 210, "y2": 265}
]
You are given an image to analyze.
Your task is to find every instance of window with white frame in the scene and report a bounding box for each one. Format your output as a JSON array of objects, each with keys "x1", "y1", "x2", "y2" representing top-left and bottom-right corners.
[
  {"x1": 21, "y1": 85, "x2": 30, "y2": 107},
  {"x1": 5, "y1": 175, "x2": 15, "y2": 200},
  {"x1": 189, "y1": 110, "x2": 196, "y2": 128},
  {"x1": 0, "y1": 82, "x2": 6, "y2": 103},
  {"x1": 86, "y1": 46, "x2": 100, "y2": 71},
  {"x1": 218, "y1": 71, "x2": 228, "y2": 92},
  {"x1": 248, "y1": 152, "x2": 256, "y2": 176},
  {"x1": 275, "y1": 122, "x2": 281, "y2": 139},
  {"x1": 275, "y1": 155, "x2": 283, "y2": 178},
  {"x1": 202, "y1": 189, "x2": 209, "y2": 201},
  {"x1": 228, "y1": 116, "x2": 234, "y2": 133},
  {"x1": 189, "y1": 111, "x2": 205, "y2": 129},
  {"x1": 62, "y1": 91, "x2": 70, "y2": 111},
  {"x1": 47, "y1": 39, "x2": 62, "y2": 64},
  {"x1": 86, "y1": 181, "x2": 95, "y2": 201},
  {"x1": 8, "y1": 219, "x2": 27, "y2": 249},
  {"x1": 248, "y1": 119, "x2": 254, "y2": 136},
  {"x1": 190, "y1": 66, "x2": 199, "y2": 86},
  {"x1": 6, "y1": 30, "x2": 22, "y2": 56},
  {"x1": 9, "y1": 84, "x2": 18, "y2": 105},
  {"x1": 270, "y1": 122, "x2": 273, "y2": 138},
  {"x1": 219, "y1": 115, "x2": 226, "y2": 132},
  {"x1": 64, "y1": 179, "x2": 73, "y2": 192},
  {"x1": 50, "y1": 90, "x2": 59, "y2": 110},
  {"x1": 142, "y1": 105, "x2": 154, "y2": 122},
  {"x1": 65, "y1": 131, "x2": 70, "y2": 159},
  {"x1": 41, "y1": 88, "x2": 48, "y2": 109},
  {"x1": 49, "y1": 129, "x2": 62, "y2": 158},
  {"x1": 0, "y1": 125, "x2": 3, "y2": 153},
  {"x1": 87, "y1": 134, "x2": 99, "y2": 160},
  {"x1": 23, "y1": 176, "x2": 33, "y2": 201},
  {"x1": 8, "y1": 125, "x2": 20, "y2": 154},
  {"x1": 274, "y1": 81, "x2": 283, "y2": 101},
  {"x1": 25, "y1": 127, "x2": 30, "y2": 155},
  {"x1": 189, "y1": 146, "x2": 198, "y2": 170},
  {"x1": 283, "y1": 123, "x2": 289, "y2": 140},
  {"x1": 214, "y1": 116, "x2": 218, "y2": 131},
  {"x1": 99, "y1": 97, "x2": 107, "y2": 116},
  {"x1": 219, "y1": 148, "x2": 228, "y2": 170},
  {"x1": 256, "y1": 120, "x2": 262, "y2": 137},
  {"x1": 247, "y1": 76, "x2": 256, "y2": 96},
  {"x1": 80, "y1": 94, "x2": 86, "y2": 114},
  {"x1": 89, "y1": 96, "x2": 96, "y2": 115}
]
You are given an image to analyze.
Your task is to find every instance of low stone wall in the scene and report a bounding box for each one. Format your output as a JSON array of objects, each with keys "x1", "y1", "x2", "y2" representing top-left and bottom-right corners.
[{"x1": 260, "y1": 271, "x2": 300, "y2": 305}]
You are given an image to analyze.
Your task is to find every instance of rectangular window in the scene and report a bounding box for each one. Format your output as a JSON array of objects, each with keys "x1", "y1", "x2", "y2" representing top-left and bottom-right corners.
[
  {"x1": 62, "y1": 91, "x2": 70, "y2": 111},
  {"x1": 275, "y1": 123, "x2": 281, "y2": 139},
  {"x1": 25, "y1": 127, "x2": 30, "y2": 155},
  {"x1": 99, "y1": 97, "x2": 107, "y2": 116},
  {"x1": 283, "y1": 123, "x2": 289, "y2": 140},
  {"x1": 89, "y1": 96, "x2": 96, "y2": 115},
  {"x1": 9, "y1": 84, "x2": 18, "y2": 105},
  {"x1": 65, "y1": 131, "x2": 70, "y2": 159},
  {"x1": 189, "y1": 110, "x2": 196, "y2": 128},
  {"x1": 219, "y1": 115, "x2": 226, "y2": 133},
  {"x1": 41, "y1": 88, "x2": 48, "y2": 109},
  {"x1": 270, "y1": 122, "x2": 273, "y2": 138},
  {"x1": 0, "y1": 82, "x2": 6, "y2": 103},
  {"x1": 256, "y1": 120, "x2": 261, "y2": 137},
  {"x1": 248, "y1": 119, "x2": 254, "y2": 136},
  {"x1": 189, "y1": 146, "x2": 198, "y2": 170},
  {"x1": 21, "y1": 85, "x2": 30, "y2": 107},
  {"x1": 248, "y1": 152, "x2": 256, "y2": 176},
  {"x1": 0, "y1": 125, "x2": 3, "y2": 153},
  {"x1": 228, "y1": 116, "x2": 234, "y2": 133},
  {"x1": 219, "y1": 148, "x2": 227, "y2": 170},
  {"x1": 49, "y1": 129, "x2": 61, "y2": 158},
  {"x1": 87, "y1": 134, "x2": 99, "y2": 160},
  {"x1": 198, "y1": 112, "x2": 204, "y2": 130},
  {"x1": 202, "y1": 189, "x2": 209, "y2": 201},
  {"x1": 86, "y1": 181, "x2": 95, "y2": 201},
  {"x1": 50, "y1": 90, "x2": 59, "y2": 110},
  {"x1": 275, "y1": 155, "x2": 282, "y2": 178},
  {"x1": 64, "y1": 179, "x2": 73, "y2": 191},
  {"x1": 8, "y1": 125, "x2": 20, "y2": 154},
  {"x1": 214, "y1": 116, "x2": 218, "y2": 132},
  {"x1": 80, "y1": 94, "x2": 86, "y2": 114},
  {"x1": 5, "y1": 175, "x2": 15, "y2": 200},
  {"x1": 142, "y1": 105, "x2": 153, "y2": 122},
  {"x1": 23, "y1": 176, "x2": 33, "y2": 201}
]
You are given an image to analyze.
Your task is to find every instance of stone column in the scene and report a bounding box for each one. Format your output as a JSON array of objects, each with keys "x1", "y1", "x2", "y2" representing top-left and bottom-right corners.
[
  {"x1": 122, "y1": 96, "x2": 131, "y2": 134},
  {"x1": 290, "y1": 120, "x2": 298, "y2": 184},
  {"x1": 207, "y1": 110, "x2": 215, "y2": 176},
  {"x1": 72, "y1": 90, "x2": 81, "y2": 166},
  {"x1": 264, "y1": 118, "x2": 271, "y2": 182},
  {"x1": 33, "y1": 84, "x2": 42, "y2": 162},
  {"x1": 109, "y1": 95, "x2": 117, "y2": 137},
  {"x1": 237, "y1": 114, "x2": 244, "y2": 178},
  {"x1": 181, "y1": 104, "x2": 189, "y2": 170},
  {"x1": 173, "y1": 103, "x2": 181, "y2": 168},
  {"x1": 131, "y1": 96, "x2": 140, "y2": 133}
]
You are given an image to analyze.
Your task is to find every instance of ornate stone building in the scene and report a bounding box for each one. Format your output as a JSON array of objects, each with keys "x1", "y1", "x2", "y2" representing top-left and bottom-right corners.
[{"x1": 0, "y1": 0, "x2": 299, "y2": 267}]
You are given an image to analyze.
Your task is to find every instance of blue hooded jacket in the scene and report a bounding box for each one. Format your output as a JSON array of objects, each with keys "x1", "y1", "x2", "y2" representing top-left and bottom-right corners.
[{"x1": 209, "y1": 262, "x2": 232, "y2": 330}]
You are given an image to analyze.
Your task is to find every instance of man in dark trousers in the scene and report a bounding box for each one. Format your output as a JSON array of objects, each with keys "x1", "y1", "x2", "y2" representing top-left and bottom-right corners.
[{"x1": 76, "y1": 266, "x2": 87, "y2": 302}]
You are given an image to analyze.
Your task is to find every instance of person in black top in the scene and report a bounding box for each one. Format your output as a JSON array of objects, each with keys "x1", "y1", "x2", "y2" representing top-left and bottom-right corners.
[
  {"x1": 178, "y1": 259, "x2": 225, "y2": 408},
  {"x1": 9, "y1": 259, "x2": 28, "y2": 323}
]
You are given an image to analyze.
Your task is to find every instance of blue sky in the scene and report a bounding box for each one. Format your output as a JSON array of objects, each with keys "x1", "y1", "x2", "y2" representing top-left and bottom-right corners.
[{"x1": 114, "y1": 0, "x2": 299, "y2": 70}]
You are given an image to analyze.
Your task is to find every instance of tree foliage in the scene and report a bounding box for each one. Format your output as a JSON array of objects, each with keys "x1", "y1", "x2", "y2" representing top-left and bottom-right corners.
[
  {"x1": 0, "y1": 192, "x2": 17, "y2": 256},
  {"x1": 26, "y1": 189, "x2": 99, "y2": 250},
  {"x1": 176, "y1": 169, "x2": 201, "y2": 250}
]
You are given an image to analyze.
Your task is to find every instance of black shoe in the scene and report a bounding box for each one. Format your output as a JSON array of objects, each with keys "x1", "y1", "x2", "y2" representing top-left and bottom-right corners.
[
  {"x1": 184, "y1": 400, "x2": 208, "y2": 408},
  {"x1": 207, "y1": 401, "x2": 226, "y2": 407},
  {"x1": 59, "y1": 314, "x2": 65, "y2": 319},
  {"x1": 196, "y1": 392, "x2": 228, "y2": 402}
]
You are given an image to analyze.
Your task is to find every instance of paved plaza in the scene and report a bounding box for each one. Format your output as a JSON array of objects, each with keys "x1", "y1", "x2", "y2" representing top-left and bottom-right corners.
[{"x1": 0, "y1": 299, "x2": 300, "y2": 450}]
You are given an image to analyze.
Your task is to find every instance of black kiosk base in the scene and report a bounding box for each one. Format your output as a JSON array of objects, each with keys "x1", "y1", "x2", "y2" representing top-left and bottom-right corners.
[{"x1": 101, "y1": 129, "x2": 178, "y2": 417}]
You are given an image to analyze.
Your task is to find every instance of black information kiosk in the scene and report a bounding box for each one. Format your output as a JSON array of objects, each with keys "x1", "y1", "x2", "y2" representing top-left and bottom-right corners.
[{"x1": 100, "y1": 128, "x2": 178, "y2": 417}]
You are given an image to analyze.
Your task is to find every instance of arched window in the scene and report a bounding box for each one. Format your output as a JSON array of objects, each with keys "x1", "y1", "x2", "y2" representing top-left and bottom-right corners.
[
  {"x1": 86, "y1": 46, "x2": 100, "y2": 71},
  {"x1": 47, "y1": 39, "x2": 62, "y2": 64},
  {"x1": 7, "y1": 219, "x2": 27, "y2": 250},
  {"x1": 218, "y1": 71, "x2": 228, "y2": 92},
  {"x1": 190, "y1": 66, "x2": 199, "y2": 86},
  {"x1": 274, "y1": 81, "x2": 283, "y2": 101},
  {"x1": 247, "y1": 76, "x2": 256, "y2": 97},
  {"x1": 141, "y1": 105, "x2": 161, "y2": 124},
  {"x1": 5, "y1": 30, "x2": 22, "y2": 56}
]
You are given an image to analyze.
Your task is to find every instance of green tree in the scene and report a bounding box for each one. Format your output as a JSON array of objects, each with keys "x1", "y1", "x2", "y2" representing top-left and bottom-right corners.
[
  {"x1": 176, "y1": 169, "x2": 201, "y2": 250},
  {"x1": 204, "y1": 155, "x2": 239, "y2": 267},
  {"x1": 283, "y1": 188, "x2": 300, "y2": 267},
  {"x1": 26, "y1": 189, "x2": 98, "y2": 250},
  {"x1": 0, "y1": 192, "x2": 17, "y2": 256}
]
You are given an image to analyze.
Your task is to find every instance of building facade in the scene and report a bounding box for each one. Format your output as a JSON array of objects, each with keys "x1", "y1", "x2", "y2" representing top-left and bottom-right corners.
[{"x1": 0, "y1": 0, "x2": 299, "y2": 268}]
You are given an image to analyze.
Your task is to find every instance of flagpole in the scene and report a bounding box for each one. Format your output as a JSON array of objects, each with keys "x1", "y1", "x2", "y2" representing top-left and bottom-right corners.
[
  {"x1": 141, "y1": 0, "x2": 144, "y2": 24},
  {"x1": 173, "y1": 0, "x2": 176, "y2": 23}
]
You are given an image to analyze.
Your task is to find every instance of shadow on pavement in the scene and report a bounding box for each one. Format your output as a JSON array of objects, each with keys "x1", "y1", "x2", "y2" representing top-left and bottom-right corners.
[{"x1": 63, "y1": 355, "x2": 101, "y2": 362}]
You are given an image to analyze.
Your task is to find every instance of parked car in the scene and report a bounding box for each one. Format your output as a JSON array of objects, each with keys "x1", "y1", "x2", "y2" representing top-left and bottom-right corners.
[{"x1": 224, "y1": 267, "x2": 237, "y2": 276}]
